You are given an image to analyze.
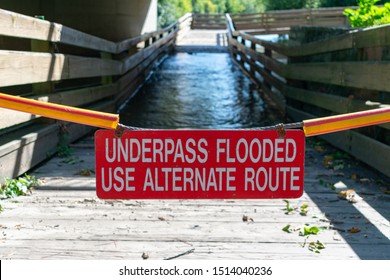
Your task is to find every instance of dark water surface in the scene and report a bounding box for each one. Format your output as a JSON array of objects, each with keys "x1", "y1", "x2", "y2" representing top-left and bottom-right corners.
[{"x1": 120, "y1": 53, "x2": 282, "y2": 129}]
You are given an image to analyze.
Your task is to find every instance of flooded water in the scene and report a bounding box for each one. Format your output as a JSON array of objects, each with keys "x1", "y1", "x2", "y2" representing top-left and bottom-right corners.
[{"x1": 119, "y1": 53, "x2": 282, "y2": 129}]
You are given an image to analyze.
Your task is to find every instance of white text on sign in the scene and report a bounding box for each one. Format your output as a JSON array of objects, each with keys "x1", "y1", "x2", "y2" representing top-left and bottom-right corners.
[{"x1": 95, "y1": 130, "x2": 305, "y2": 199}]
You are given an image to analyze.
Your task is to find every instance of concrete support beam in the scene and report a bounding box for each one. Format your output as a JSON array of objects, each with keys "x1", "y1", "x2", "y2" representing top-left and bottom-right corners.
[{"x1": 0, "y1": 0, "x2": 157, "y2": 41}]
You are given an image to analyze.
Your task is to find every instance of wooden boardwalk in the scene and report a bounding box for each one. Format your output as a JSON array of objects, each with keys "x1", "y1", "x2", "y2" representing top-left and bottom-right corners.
[
  {"x1": 0, "y1": 134, "x2": 389, "y2": 260},
  {"x1": 176, "y1": 29, "x2": 228, "y2": 53},
  {"x1": 0, "y1": 30, "x2": 389, "y2": 260}
]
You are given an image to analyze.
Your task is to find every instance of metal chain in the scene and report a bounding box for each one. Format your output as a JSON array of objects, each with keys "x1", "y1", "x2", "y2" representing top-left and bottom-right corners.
[{"x1": 114, "y1": 122, "x2": 304, "y2": 138}]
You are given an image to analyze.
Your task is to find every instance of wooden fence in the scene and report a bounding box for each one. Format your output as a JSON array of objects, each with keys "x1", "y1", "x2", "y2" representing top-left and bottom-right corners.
[
  {"x1": 191, "y1": 13, "x2": 226, "y2": 29},
  {"x1": 231, "y1": 7, "x2": 352, "y2": 35},
  {"x1": 0, "y1": 9, "x2": 192, "y2": 180},
  {"x1": 226, "y1": 13, "x2": 390, "y2": 177}
]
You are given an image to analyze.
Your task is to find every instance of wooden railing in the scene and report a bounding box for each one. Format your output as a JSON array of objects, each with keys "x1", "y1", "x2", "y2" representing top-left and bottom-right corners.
[
  {"x1": 192, "y1": 13, "x2": 226, "y2": 29},
  {"x1": 231, "y1": 7, "x2": 352, "y2": 35},
  {"x1": 0, "y1": 9, "x2": 192, "y2": 180},
  {"x1": 226, "y1": 13, "x2": 390, "y2": 177}
]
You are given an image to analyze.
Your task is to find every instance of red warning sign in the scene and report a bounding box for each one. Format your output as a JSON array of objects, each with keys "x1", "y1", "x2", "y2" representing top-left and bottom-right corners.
[{"x1": 95, "y1": 129, "x2": 305, "y2": 199}]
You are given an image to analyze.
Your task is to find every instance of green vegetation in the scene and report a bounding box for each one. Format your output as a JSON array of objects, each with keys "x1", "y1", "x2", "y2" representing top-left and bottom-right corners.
[
  {"x1": 0, "y1": 174, "x2": 39, "y2": 199},
  {"x1": 344, "y1": 0, "x2": 390, "y2": 27}
]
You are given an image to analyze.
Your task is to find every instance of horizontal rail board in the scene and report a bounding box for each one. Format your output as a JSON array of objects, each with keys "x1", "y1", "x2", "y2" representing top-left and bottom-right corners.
[
  {"x1": 0, "y1": 50, "x2": 122, "y2": 87},
  {"x1": 0, "y1": 9, "x2": 117, "y2": 53},
  {"x1": 284, "y1": 62, "x2": 390, "y2": 92}
]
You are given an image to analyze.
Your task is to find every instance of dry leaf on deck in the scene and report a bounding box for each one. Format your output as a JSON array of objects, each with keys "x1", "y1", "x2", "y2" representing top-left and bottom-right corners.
[
  {"x1": 348, "y1": 227, "x2": 361, "y2": 233},
  {"x1": 338, "y1": 189, "x2": 362, "y2": 203}
]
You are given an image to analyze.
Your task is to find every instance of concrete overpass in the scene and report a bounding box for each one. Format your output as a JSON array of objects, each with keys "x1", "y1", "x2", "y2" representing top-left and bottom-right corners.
[{"x1": 0, "y1": 0, "x2": 157, "y2": 41}]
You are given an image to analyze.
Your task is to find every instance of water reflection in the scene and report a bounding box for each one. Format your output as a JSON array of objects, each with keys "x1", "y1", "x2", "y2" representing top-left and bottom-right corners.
[{"x1": 120, "y1": 53, "x2": 282, "y2": 129}]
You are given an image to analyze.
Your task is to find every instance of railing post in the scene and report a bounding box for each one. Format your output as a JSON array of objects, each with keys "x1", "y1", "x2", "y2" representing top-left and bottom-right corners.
[
  {"x1": 250, "y1": 39, "x2": 256, "y2": 76},
  {"x1": 100, "y1": 52, "x2": 113, "y2": 85},
  {"x1": 264, "y1": 47, "x2": 272, "y2": 90},
  {"x1": 31, "y1": 40, "x2": 55, "y2": 94}
]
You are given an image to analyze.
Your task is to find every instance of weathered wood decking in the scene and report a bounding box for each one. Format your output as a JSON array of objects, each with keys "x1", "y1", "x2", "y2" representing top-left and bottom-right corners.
[{"x1": 0, "y1": 134, "x2": 389, "y2": 260}]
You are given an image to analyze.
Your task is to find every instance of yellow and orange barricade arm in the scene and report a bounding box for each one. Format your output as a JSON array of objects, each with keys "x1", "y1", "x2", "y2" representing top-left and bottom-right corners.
[
  {"x1": 303, "y1": 106, "x2": 390, "y2": 136},
  {"x1": 0, "y1": 92, "x2": 389, "y2": 134},
  {"x1": 0, "y1": 92, "x2": 119, "y2": 130}
]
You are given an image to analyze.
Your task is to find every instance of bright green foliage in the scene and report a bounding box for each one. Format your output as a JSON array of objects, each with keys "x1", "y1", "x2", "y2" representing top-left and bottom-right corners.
[
  {"x1": 0, "y1": 174, "x2": 39, "y2": 199},
  {"x1": 308, "y1": 240, "x2": 326, "y2": 253},
  {"x1": 300, "y1": 226, "x2": 321, "y2": 236},
  {"x1": 344, "y1": 0, "x2": 390, "y2": 27},
  {"x1": 158, "y1": 0, "x2": 193, "y2": 27}
]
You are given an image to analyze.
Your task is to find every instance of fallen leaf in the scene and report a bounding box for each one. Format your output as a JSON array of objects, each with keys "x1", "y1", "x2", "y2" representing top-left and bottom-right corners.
[
  {"x1": 338, "y1": 189, "x2": 362, "y2": 203},
  {"x1": 323, "y1": 155, "x2": 333, "y2": 167},
  {"x1": 76, "y1": 169, "x2": 94, "y2": 176},
  {"x1": 300, "y1": 226, "x2": 320, "y2": 236},
  {"x1": 309, "y1": 240, "x2": 326, "y2": 253},
  {"x1": 300, "y1": 204, "x2": 309, "y2": 216},
  {"x1": 282, "y1": 224, "x2": 292, "y2": 233},
  {"x1": 315, "y1": 145, "x2": 325, "y2": 153},
  {"x1": 348, "y1": 227, "x2": 361, "y2": 233}
]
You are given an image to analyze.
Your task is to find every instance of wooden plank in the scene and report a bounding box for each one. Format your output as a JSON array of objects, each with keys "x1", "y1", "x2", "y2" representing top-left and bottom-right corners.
[
  {"x1": 0, "y1": 9, "x2": 117, "y2": 53},
  {"x1": 284, "y1": 86, "x2": 351, "y2": 114},
  {"x1": 282, "y1": 25, "x2": 390, "y2": 57},
  {"x1": 67, "y1": 55, "x2": 122, "y2": 79},
  {"x1": 242, "y1": 28, "x2": 290, "y2": 35},
  {"x1": 0, "y1": 123, "x2": 59, "y2": 179},
  {"x1": 284, "y1": 34, "x2": 352, "y2": 57},
  {"x1": 0, "y1": 9, "x2": 61, "y2": 42},
  {"x1": 0, "y1": 50, "x2": 122, "y2": 87},
  {"x1": 284, "y1": 62, "x2": 390, "y2": 92},
  {"x1": 59, "y1": 26, "x2": 117, "y2": 53},
  {"x1": 2, "y1": 239, "x2": 382, "y2": 260},
  {"x1": 350, "y1": 131, "x2": 390, "y2": 177},
  {"x1": 0, "y1": 108, "x2": 39, "y2": 130}
]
